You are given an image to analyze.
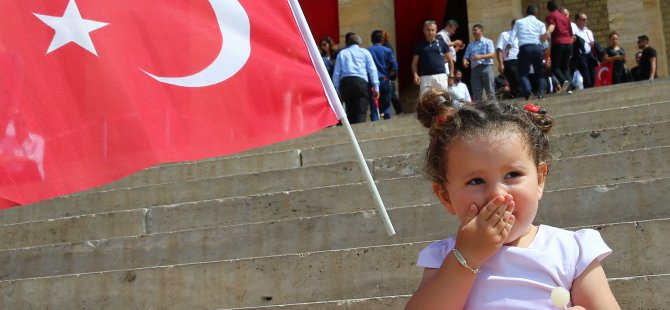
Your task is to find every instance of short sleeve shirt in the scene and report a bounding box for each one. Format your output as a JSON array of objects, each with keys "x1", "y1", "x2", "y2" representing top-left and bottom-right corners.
[
  {"x1": 546, "y1": 11, "x2": 573, "y2": 45},
  {"x1": 417, "y1": 225, "x2": 612, "y2": 309},
  {"x1": 605, "y1": 46, "x2": 626, "y2": 74},
  {"x1": 414, "y1": 39, "x2": 448, "y2": 76},
  {"x1": 639, "y1": 46, "x2": 658, "y2": 79}
]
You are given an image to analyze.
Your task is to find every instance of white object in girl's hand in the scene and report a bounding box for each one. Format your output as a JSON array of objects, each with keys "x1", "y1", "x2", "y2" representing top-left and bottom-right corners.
[{"x1": 550, "y1": 286, "x2": 570, "y2": 308}]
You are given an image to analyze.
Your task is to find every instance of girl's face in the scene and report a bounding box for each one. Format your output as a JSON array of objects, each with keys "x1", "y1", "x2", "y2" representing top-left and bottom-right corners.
[{"x1": 437, "y1": 131, "x2": 547, "y2": 246}]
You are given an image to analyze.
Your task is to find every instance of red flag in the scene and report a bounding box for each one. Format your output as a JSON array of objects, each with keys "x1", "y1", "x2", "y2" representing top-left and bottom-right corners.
[
  {"x1": 594, "y1": 61, "x2": 613, "y2": 87},
  {"x1": 0, "y1": 0, "x2": 340, "y2": 208}
]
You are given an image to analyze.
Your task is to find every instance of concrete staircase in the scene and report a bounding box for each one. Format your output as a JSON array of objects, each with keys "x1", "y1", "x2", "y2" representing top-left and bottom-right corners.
[{"x1": 0, "y1": 80, "x2": 669, "y2": 309}]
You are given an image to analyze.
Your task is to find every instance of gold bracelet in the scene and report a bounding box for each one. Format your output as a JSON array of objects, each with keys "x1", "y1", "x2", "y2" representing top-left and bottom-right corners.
[{"x1": 452, "y1": 248, "x2": 480, "y2": 274}]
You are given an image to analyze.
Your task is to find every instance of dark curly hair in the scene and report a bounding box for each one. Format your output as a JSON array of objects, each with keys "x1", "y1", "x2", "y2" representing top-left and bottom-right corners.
[{"x1": 416, "y1": 88, "x2": 554, "y2": 185}]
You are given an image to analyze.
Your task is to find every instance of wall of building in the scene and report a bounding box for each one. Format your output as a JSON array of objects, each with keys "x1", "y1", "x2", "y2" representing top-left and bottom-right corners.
[
  {"x1": 467, "y1": 0, "x2": 523, "y2": 72},
  {"x1": 337, "y1": 0, "x2": 396, "y2": 48},
  {"x1": 608, "y1": 0, "x2": 667, "y2": 77}
]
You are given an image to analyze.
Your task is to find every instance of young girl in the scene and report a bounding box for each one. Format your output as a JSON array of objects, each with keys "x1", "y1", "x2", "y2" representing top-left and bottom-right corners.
[{"x1": 406, "y1": 89, "x2": 620, "y2": 309}]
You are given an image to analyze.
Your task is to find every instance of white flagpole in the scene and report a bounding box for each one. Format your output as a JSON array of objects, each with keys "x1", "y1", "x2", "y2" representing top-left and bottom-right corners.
[{"x1": 288, "y1": 0, "x2": 396, "y2": 236}]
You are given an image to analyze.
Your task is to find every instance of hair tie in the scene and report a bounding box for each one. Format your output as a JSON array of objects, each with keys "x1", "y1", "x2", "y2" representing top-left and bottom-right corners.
[
  {"x1": 435, "y1": 114, "x2": 449, "y2": 126},
  {"x1": 524, "y1": 104, "x2": 546, "y2": 114}
]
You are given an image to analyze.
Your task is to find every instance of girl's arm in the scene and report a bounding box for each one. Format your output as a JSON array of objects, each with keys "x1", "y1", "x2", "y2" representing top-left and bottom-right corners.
[
  {"x1": 405, "y1": 258, "x2": 478, "y2": 310},
  {"x1": 571, "y1": 260, "x2": 621, "y2": 309}
]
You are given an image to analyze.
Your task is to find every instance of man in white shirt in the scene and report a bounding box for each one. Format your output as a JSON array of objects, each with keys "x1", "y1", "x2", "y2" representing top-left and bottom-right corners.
[
  {"x1": 437, "y1": 19, "x2": 464, "y2": 79},
  {"x1": 448, "y1": 69, "x2": 472, "y2": 108},
  {"x1": 572, "y1": 13, "x2": 597, "y2": 88},
  {"x1": 508, "y1": 4, "x2": 548, "y2": 100},
  {"x1": 496, "y1": 19, "x2": 521, "y2": 98}
]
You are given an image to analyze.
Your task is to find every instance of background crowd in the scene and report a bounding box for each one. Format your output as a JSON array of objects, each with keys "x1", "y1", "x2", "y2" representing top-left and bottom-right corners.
[{"x1": 318, "y1": 1, "x2": 659, "y2": 124}]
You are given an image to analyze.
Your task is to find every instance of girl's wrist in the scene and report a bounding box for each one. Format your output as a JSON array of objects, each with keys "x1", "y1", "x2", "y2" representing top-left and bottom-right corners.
[
  {"x1": 452, "y1": 244, "x2": 483, "y2": 270},
  {"x1": 452, "y1": 248, "x2": 480, "y2": 274}
]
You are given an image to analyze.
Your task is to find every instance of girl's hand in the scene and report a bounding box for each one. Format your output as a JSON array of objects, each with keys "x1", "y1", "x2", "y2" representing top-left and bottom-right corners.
[
  {"x1": 454, "y1": 195, "x2": 515, "y2": 267},
  {"x1": 568, "y1": 307, "x2": 586, "y2": 310}
]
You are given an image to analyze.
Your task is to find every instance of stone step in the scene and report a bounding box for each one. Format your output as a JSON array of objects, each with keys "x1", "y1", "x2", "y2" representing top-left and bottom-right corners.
[
  {"x1": 553, "y1": 101, "x2": 670, "y2": 135},
  {"x1": 97, "y1": 149, "x2": 302, "y2": 191},
  {"x1": 551, "y1": 120, "x2": 670, "y2": 158},
  {"x1": 535, "y1": 79, "x2": 670, "y2": 107},
  {"x1": 544, "y1": 94, "x2": 669, "y2": 116},
  {"x1": 109, "y1": 100, "x2": 670, "y2": 192},
  {"x1": 221, "y1": 272, "x2": 670, "y2": 309},
  {"x1": 230, "y1": 87, "x2": 669, "y2": 157},
  {"x1": 81, "y1": 99, "x2": 668, "y2": 194},
  {"x1": 303, "y1": 120, "x2": 670, "y2": 167},
  {"x1": 2, "y1": 176, "x2": 668, "y2": 280},
  {"x1": 1, "y1": 143, "x2": 667, "y2": 230},
  {"x1": 0, "y1": 219, "x2": 667, "y2": 309},
  {"x1": 0, "y1": 160, "x2": 368, "y2": 226},
  {"x1": 371, "y1": 146, "x2": 670, "y2": 189},
  {"x1": 235, "y1": 114, "x2": 425, "y2": 157}
]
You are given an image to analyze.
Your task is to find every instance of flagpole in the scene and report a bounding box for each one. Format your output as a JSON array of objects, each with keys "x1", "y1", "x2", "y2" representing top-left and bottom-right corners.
[
  {"x1": 288, "y1": 0, "x2": 396, "y2": 236},
  {"x1": 339, "y1": 118, "x2": 396, "y2": 236}
]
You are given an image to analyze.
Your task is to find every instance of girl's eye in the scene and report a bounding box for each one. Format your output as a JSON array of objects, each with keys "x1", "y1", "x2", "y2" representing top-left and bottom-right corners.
[
  {"x1": 505, "y1": 172, "x2": 522, "y2": 178},
  {"x1": 467, "y1": 178, "x2": 484, "y2": 185}
]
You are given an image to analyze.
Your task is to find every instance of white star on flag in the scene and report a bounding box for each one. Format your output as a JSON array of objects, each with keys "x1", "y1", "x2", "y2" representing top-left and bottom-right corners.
[{"x1": 34, "y1": 0, "x2": 109, "y2": 56}]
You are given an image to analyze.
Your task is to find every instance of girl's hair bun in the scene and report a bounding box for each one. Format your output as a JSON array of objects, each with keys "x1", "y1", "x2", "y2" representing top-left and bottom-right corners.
[
  {"x1": 416, "y1": 88, "x2": 455, "y2": 129},
  {"x1": 523, "y1": 104, "x2": 554, "y2": 135}
]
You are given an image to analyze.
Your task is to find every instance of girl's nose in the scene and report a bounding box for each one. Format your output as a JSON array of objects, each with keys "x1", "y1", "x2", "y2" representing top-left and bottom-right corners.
[{"x1": 488, "y1": 183, "x2": 509, "y2": 199}]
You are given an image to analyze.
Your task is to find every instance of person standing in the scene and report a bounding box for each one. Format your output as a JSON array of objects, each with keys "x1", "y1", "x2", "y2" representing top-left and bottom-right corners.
[
  {"x1": 496, "y1": 19, "x2": 521, "y2": 98},
  {"x1": 332, "y1": 34, "x2": 379, "y2": 124},
  {"x1": 381, "y1": 31, "x2": 403, "y2": 115},
  {"x1": 463, "y1": 24, "x2": 496, "y2": 102},
  {"x1": 437, "y1": 19, "x2": 464, "y2": 80},
  {"x1": 412, "y1": 20, "x2": 450, "y2": 97},
  {"x1": 546, "y1": 1, "x2": 573, "y2": 90},
  {"x1": 368, "y1": 30, "x2": 399, "y2": 120},
  {"x1": 636, "y1": 34, "x2": 657, "y2": 81},
  {"x1": 509, "y1": 4, "x2": 548, "y2": 100},
  {"x1": 319, "y1": 36, "x2": 337, "y2": 77},
  {"x1": 572, "y1": 13, "x2": 597, "y2": 88},
  {"x1": 603, "y1": 31, "x2": 627, "y2": 84}
]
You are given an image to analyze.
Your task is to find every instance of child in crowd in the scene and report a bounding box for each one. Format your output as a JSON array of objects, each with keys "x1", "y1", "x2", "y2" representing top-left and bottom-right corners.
[{"x1": 407, "y1": 88, "x2": 620, "y2": 309}]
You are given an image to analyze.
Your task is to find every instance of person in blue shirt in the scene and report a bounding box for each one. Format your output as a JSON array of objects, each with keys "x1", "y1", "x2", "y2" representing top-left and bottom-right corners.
[
  {"x1": 319, "y1": 36, "x2": 337, "y2": 78},
  {"x1": 333, "y1": 33, "x2": 380, "y2": 124},
  {"x1": 463, "y1": 24, "x2": 496, "y2": 102},
  {"x1": 368, "y1": 30, "x2": 399, "y2": 120},
  {"x1": 412, "y1": 21, "x2": 450, "y2": 98}
]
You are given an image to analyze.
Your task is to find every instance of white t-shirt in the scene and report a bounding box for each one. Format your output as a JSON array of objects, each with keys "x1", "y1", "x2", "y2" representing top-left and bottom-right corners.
[
  {"x1": 448, "y1": 82, "x2": 471, "y2": 108},
  {"x1": 437, "y1": 29, "x2": 457, "y2": 63},
  {"x1": 573, "y1": 25, "x2": 594, "y2": 54},
  {"x1": 496, "y1": 30, "x2": 519, "y2": 61},
  {"x1": 417, "y1": 225, "x2": 612, "y2": 309}
]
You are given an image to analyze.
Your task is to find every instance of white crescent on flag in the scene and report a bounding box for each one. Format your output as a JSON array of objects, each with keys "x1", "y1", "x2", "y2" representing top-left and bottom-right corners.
[
  {"x1": 142, "y1": 0, "x2": 251, "y2": 88},
  {"x1": 597, "y1": 66, "x2": 609, "y2": 82}
]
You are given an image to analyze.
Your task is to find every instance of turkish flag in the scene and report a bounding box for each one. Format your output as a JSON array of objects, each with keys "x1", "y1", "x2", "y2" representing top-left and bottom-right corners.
[
  {"x1": 595, "y1": 61, "x2": 613, "y2": 87},
  {"x1": 0, "y1": 0, "x2": 340, "y2": 208}
]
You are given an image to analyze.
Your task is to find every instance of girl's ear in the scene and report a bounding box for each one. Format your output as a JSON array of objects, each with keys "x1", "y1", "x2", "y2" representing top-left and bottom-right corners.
[
  {"x1": 432, "y1": 182, "x2": 456, "y2": 215},
  {"x1": 537, "y1": 162, "x2": 549, "y2": 200}
]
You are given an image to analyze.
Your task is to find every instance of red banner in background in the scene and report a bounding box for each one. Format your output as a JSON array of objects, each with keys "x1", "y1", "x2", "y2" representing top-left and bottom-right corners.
[
  {"x1": 0, "y1": 0, "x2": 339, "y2": 208},
  {"x1": 393, "y1": 0, "x2": 448, "y2": 94},
  {"x1": 298, "y1": 0, "x2": 340, "y2": 44}
]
